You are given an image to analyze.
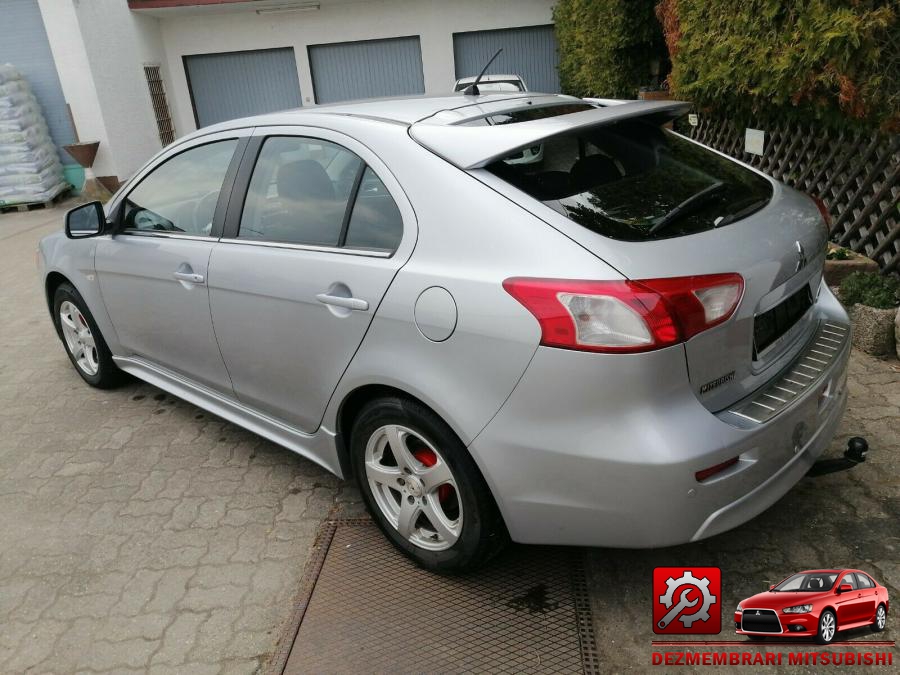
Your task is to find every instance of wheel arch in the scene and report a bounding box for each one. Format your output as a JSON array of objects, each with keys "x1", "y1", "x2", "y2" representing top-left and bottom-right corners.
[
  {"x1": 45, "y1": 270, "x2": 71, "y2": 309},
  {"x1": 334, "y1": 383, "x2": 496, "y2": 494},
  {"x1": 336, "y1": 384, "x2": 443, "y2": 479},
  {"x1": 45, "y1": 271, "x2": 72, "y2": 337}
]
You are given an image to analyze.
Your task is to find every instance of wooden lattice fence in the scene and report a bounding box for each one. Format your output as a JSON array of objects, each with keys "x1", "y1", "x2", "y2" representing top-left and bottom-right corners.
[{"x1": 689, "y1": 117, "x2": 900, "y2": 275}]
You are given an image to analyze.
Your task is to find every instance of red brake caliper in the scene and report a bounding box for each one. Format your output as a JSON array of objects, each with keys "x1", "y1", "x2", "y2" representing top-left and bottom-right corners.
[{"x1": 412, "y1": 447, "x2": 452, "y2": 502}]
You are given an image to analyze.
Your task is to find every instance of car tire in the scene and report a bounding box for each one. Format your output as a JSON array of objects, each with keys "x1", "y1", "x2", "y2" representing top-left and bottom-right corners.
[
  {"x1": 871, "y1": 604, "x2": 887, "y2": 633},
  {"x1": 815, "y1": 609, "x2": 837, "y2": 645},
  {"x1": 53, "y1": 283, "x2": 124, "y2": 389},
  {"x1": 350, "y1": 396, "x2": 507, "y2": 574}
]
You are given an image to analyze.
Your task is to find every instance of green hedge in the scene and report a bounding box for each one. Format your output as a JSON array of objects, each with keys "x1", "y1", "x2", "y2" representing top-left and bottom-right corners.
[
  {"x1": 656, "y1": 0, "x2": 898, "y2": 131},
  {"x1": 553, "y1": 0, "x2": 668, "y2": 99}
]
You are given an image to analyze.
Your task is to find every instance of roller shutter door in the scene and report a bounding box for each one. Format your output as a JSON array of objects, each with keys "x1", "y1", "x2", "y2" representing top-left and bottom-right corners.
[
  {"x1": 309, "y1": 36, "x2": 425, "y2": 104},
  {"x1": 453, "y1": 25, "x2": 560, "y2": 94},
  {"x1": 184, "y1": 48, "x2": 302, "y2": 128}
]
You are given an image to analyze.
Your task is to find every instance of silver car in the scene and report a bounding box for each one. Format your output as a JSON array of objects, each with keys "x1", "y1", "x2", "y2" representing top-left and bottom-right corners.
[{"x1": 39, "y1": 93, "x2": 849, "y2": 573}]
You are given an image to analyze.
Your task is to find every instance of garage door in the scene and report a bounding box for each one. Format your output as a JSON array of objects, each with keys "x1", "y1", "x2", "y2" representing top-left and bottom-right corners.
[
  {"x1": 309, "y1": 36, "x2": 424, "y2": 104},
  {"x1": 184, "y1": 48, "x2": 302, "y2": 128},
  {"x1": 453, "y1": 25, "x2": 560, "y2": 94}
]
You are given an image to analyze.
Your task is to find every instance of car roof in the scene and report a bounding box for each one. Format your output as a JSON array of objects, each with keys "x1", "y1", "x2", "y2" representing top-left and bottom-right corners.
[
  {"x1": 174, "y1": 93, "x2": 690, "y2": 171},
  {"x1": 190, "y1": 92, "x2": 543, "y2": 136}
]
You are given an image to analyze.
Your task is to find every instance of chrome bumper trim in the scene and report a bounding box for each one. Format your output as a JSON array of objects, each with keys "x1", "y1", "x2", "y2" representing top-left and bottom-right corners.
[{"x1": 725, "y1": 321, "x2": 849, "y2": 425}]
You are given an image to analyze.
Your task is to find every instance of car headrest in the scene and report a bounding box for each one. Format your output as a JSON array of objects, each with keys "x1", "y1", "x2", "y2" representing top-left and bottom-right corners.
[{"x1": 277, "y1": 160, "x2": 335, "y2": 202}]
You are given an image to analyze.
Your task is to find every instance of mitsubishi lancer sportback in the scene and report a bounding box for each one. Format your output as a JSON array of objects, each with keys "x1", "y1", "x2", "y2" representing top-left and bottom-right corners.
[{"x1": 39, "y1": 92, "x2": 850, "y2": 572}]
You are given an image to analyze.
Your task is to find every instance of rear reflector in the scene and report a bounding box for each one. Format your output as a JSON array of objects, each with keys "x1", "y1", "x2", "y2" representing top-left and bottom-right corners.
[
  {"x1": 503, "y1": 274, "x2": 743, "y2": 354},
  {"x1": 695, "y1": 457, "x2": 739, "y2": 482}
]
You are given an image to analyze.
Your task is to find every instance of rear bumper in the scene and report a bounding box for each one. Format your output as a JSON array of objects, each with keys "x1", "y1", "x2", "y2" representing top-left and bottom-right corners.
[{"x1": 469, "y1": 286, "x2": 850, "y2": 548}]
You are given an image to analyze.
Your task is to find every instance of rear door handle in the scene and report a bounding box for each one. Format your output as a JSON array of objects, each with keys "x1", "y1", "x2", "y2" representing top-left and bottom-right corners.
[
  {"x1": 173, "y1": 271, "x2": 205, "y2": 284},
  {"x1": 315, "y1": 293, "x2": 368, "y2": 311}
]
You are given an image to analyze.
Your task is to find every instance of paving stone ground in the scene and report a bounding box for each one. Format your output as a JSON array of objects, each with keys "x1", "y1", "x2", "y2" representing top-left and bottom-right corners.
[
  {"x1": 1, "y1": 205, "x2": 898, "y2": 673},
  {"x1": 1, "y1": 205, "x2": 365, "y2": 673}
]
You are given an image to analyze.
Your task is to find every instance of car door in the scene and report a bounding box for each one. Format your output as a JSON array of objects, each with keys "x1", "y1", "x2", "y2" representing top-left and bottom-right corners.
[
  {"x1": 834, "y1": 572, "x2": 863, "y2": 626},
  {"x1": 95, "y1": 131, "x2": 249, "y2": 394},
  {"x1": 208, "y1": 127, "x2": 415, "y2": 432},
  {"x1": 852, "y1": 573, "x2": 878, "y2": 623}
]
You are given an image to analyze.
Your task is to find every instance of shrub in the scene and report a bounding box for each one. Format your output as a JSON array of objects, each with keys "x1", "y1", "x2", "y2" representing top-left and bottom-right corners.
[
  {"x1": 839, "y1": 272, "x2": 900, "y2": 309},
  {"x1": 553, "y1": 0, "x2": 668, "y2": 98},
  {"x1": 655, "y1": 0, "x2": 899, "y2": 131},
  {"x1": 826, "y1": 246, "x2": 852, "y2": 261}
]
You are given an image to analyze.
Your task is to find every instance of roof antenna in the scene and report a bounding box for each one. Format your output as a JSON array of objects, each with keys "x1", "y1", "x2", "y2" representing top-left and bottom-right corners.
[{"x1": 463, "y1": 48, "x2": 503, "y2": 96}]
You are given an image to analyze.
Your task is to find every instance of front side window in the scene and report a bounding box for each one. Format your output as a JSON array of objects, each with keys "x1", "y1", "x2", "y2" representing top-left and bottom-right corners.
[
  {"x1": 840, "y1": 574, "x2": 858, "y2": 590},
  {"x1": 123, "y1": 139, "x2": 238, "y2": 236},
  {"x1": 488, "y1": 119, "x2": 773, "y2": 241},
  {"x1": 239, "y1": 136, "x2": 403, "y2": 252}
]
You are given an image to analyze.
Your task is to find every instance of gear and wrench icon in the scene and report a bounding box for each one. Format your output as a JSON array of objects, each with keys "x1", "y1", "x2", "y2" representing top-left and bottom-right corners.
[{"x1": 658, "y1": 571, "x2": 717, "y2": 628}]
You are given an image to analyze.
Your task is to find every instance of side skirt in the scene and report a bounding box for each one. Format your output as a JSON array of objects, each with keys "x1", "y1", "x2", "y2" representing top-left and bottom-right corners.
[{"x1": 113, "y1": 356, "x2": 342, "y2": 476}]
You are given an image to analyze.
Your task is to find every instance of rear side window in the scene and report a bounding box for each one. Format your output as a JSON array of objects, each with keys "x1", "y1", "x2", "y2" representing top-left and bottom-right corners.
[
  {"x1": 343, "y1": 168, "x2": 403, "y2": 252},
  {"x1": 239, "y1": 136, "x2": 403, "y2": 252},
  {"x1": 855, "y1": 573, "x2": 875, "y2": 589},
  {"x1": 240, "y1": 137, "x2": 362, "y2": 247},
  {"x1": 487, "y1": 120, "x2": 773, "y2": 241}
]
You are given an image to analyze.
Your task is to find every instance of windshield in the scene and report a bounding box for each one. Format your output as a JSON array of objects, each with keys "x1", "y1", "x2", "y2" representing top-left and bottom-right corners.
[
  {"x1": 487, "y1": 119, "x2": 773, "y2": 241},
  {"x1": 774, "y1": 573, "x2": 838, "y2": 592}
]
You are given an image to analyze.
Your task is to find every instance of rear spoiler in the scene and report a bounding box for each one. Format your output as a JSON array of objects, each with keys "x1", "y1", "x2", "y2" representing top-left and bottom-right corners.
[{"x1": 409, "y1": 99, "x2": 692, "y2": 170}]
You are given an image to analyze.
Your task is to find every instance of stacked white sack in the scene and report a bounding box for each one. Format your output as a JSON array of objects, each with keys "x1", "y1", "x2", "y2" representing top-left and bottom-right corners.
[{"x1": 0, "y1": 64, "x2": 67, "y2": 206}]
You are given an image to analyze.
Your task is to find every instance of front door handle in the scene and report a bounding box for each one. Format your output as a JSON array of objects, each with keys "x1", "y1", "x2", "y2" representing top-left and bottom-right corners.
[
  {"x1": 173, "y1": 271, "x2": 205, "y2": 284},
  {"x1": 315, "y1": 293, "x2": 368, "y2": 311}
]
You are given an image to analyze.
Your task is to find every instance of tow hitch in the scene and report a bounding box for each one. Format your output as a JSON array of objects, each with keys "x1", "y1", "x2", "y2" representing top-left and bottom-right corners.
[{"x1": 807, "y1": 437, "x2": 869, "y2": 477}]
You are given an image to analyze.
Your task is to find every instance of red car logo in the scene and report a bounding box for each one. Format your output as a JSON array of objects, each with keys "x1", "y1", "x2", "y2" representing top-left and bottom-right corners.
[
  {"x1": 653, "y1": 567, "x2": 722, "y2": 635},
  {"x1": 735, "y1": 569, "x2": 889, "y2": 644}
]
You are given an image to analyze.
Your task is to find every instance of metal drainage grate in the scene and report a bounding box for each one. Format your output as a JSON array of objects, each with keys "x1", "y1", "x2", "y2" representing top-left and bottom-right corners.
[{"x1": 271, "y1": 519, "x2": 599, "y2": 675}]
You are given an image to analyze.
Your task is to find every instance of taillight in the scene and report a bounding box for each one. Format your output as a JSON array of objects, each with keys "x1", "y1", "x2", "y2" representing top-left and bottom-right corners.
[{"x1": 503, "y1": 273, "x2": 743, "y2": 354}]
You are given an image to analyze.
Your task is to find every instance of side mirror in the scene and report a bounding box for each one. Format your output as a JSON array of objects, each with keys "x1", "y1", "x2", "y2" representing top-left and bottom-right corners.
[
  {"x1": 838, "y1": 583, "x2": 853, "y2": 594},
  {"x1": 65, "y1": 201, "x2": 106, "y2": 239}
]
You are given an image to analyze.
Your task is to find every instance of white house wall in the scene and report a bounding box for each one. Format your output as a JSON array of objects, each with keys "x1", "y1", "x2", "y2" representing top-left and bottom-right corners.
[
  {"x1": 158, "y1": 0, "x2": 555, "y2": 135},
  {"x1": 38, "y1": 0, "x2": 171, "y2": 180}
]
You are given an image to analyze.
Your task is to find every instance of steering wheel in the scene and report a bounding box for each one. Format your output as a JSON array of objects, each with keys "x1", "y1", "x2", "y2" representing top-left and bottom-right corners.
[{"x1": 192, "y1": 190, "x2": 220, "y2": 236}]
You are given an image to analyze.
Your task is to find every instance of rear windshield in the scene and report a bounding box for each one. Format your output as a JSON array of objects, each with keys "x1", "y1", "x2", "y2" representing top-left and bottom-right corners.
[{"x1": 487, "y1": 120, "x2": 773, "y2": 241}]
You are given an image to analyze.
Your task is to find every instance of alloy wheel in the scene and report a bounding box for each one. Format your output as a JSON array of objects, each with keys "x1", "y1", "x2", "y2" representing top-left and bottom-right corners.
[
  {"x1": 364, "y1": 424, "x2": 462, "y2": 551},
  {"x1": 821, "y1": 612, "x2": 836, "y2": 642},
  {"x1": 59, "y1": 301, "x2": 99, "y2": 376},
  {"x1": 876, "y1": 605, "x2": 886, "y2": 630}
]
